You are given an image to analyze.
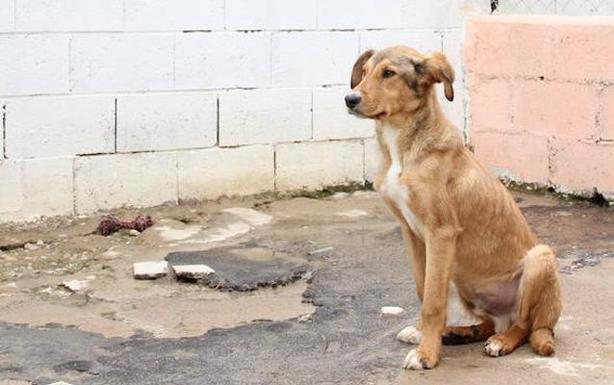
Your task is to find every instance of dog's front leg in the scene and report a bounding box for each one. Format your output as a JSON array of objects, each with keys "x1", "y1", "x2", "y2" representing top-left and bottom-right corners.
[{"x1": 403, "y1": 227, "x2": 457, "y2": 370}]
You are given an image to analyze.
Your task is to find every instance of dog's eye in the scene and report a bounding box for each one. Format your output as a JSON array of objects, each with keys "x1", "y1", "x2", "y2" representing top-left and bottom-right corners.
[{"x1": 382, "y1": 69, "x2": 396, "y2": 79}]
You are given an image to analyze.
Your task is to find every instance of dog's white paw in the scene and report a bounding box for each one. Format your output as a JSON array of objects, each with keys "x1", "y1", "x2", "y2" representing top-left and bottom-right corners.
[
  {"x1": 484, "y1": 337, "x2": 505, "y2": 357},
  {"x1": 397, "y1": 325, "x2": 422, "y2": 345},
  {"x1": 403, "y1": 348, "x2": 426, "y2": 370}
]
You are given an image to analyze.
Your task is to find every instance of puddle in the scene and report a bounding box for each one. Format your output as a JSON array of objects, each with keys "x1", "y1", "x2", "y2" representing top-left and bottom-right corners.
[
  {"x1": 0, "y1": 280, "x2": 314, "y2": 338},
  {"x1": 156, "y1": 224, "x2": 203, "y2": 241},
  {"x1": 222, "y1": 207, "x2": 273, "y2": 226}
]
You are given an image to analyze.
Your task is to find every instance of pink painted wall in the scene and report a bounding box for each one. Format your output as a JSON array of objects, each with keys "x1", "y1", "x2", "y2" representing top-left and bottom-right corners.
[{"x1": 464, "y1": 15, "x2": 614, "y2": 200}]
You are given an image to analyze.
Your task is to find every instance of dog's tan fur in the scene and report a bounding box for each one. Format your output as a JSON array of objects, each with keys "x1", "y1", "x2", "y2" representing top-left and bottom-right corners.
[{"x1": 346, "y1": 46, "x2": 561, "y2": 370}]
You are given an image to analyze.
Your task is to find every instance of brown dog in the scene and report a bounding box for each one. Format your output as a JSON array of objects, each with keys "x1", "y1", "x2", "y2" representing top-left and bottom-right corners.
[{"x1": 345, "y1": 46, "x2": 561, "y2": 370}]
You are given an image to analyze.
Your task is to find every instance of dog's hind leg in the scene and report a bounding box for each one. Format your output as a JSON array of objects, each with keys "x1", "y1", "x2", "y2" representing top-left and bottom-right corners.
[
  {"x1": 484, "y1": 244, "x2": 561, "y2": 357},
  {"x1": 521, "y1": 244, "x2": 562, "y2": 356}
]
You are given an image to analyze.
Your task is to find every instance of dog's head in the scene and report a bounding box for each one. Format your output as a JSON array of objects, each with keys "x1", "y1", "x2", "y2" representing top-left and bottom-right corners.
[{"x1": 345, "y1": 46, "x2": 454, "y2": 120}]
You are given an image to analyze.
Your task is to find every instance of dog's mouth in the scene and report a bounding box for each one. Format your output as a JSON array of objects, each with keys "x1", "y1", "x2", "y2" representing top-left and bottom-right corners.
[{"x1": 347, "y1": 108, "x2": 386, "y2": 120}]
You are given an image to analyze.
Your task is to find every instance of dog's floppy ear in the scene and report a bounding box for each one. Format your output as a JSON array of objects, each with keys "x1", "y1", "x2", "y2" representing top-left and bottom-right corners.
[
  {"x1": 416, "y1": 52, "x2": 455, "y2": 101},
  {"x1": 350, "y1": 49, "x2": 375, "y2": 89}
]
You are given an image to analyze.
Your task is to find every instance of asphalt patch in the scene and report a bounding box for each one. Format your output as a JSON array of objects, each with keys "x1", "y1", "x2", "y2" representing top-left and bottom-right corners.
[{"x1": 165, "y1": 246, "x2": 313, "y2": 291}]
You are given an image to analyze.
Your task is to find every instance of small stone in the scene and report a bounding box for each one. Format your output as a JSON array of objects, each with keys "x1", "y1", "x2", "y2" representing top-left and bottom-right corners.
[
  {"x1": 381, "y1": 306, "x2": 405, "y2": 316},
  {"x1": 133, "y1": 261, "x2": 168, "y2": 280},
  {"x1": 172, "y1": 264, "x2": 215, "y2": 280},
  {"x1": 128, "y1": 229, "x2": 141, "y2": 236},
  {"x1": 24, "y1": 242, "x2": 40, "y2": 251},
  {"x1": 60, "y1": 279, "x2": 88, "y2": 292},
  {"x1": 48, "y1": 382, "x2": 75, "y2": 385},
  {"x1": 308, "y1": 247, "x2": 334, "y2": 257}
]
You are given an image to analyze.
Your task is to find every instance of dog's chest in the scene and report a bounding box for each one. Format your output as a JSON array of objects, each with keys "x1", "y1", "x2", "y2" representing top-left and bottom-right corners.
[{"x1": 379, "y1": 126, "x2": 423, "y2": 237}]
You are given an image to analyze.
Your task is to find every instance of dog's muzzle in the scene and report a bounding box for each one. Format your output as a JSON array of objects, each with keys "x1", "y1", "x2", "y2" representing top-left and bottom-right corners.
[{"x1": 344, "y1": 92, "x2": 361, "y2": 110}]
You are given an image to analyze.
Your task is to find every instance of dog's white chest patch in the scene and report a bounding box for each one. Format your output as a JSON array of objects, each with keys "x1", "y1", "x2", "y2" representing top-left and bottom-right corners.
[{"x1": 380, "y1": 125, "x2": 422, "y2": 237}]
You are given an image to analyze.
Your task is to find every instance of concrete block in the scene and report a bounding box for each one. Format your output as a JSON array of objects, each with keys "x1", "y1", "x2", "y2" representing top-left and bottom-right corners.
[
  {"x1": 0, "y1": 0, "x2": 15, "y2": 32},
  {"x1": 70, "y1": 34, "x2": 174, "y2": 93},
  {"x1": 225, "y1": 0, "x2": 317, "y2": 30},
  {"x1": 172, "y1": 264, "x2": 215, "y2": 280},
  {"x1": 272, "y1": 31, "x2": 358, "y2": 86},
  {"x1": 468, "y1": 78, "x2": 513, "y2": 133},
  {"x1": 175, "y1": 32, "x2": 271, "y2": 90},
  {"x1": 275, "y1": 140, "x2": 364, "y2": 191},
  {"x1": 313, "y1": 86, "x2": 373, "y2": 140},
  {"x1": 19, "y1": 157, "x2": 74, "y2": 219},
  {"x1": 465, "y1": 16, "x2": 556, "y2": 78},
  {"x1": 177, "y1": 145, "x2": 274, "y2": 200},
  {"x1": 74, "y1": 152, "x2": 178, "y2": 214},
  {"x1": 550, "y1": 138, "x2": 614, "y2": 198},
  {"x1": 364, "y1": 137, "x2": 379, "y2": 183},
  {"x1": 317, "y1": 0, "x2": 407, "y2": 29},
  {"x1": 5, "y1": 96, "x2": 115, "y2": 158},
  {"x1": 219, "y1": 88, "x2": 311, "y2": 146},
  {"x1": 442, "y1": 29, "x2": 463, "y2": 84},
  {"x1": 15, "y1": 0, "x2": 123, "y2": 32},
  {"x1": 134, "y1": 261, "x2": 169, "y2": 279},
  {"x1": 0, "y1": 101, "x2": 4, "y2": 158},
  {"x1": 494, "y1": 0, "x2": 556, "y2": 14},
  {"x1": 0, "y1": 157, "x2": 74, "y2": 222},
  {"x1": 599, "y1": 86, "x2": 614, "y2": 139},
  {"x1": 124, "y1": 0, "x2": 224, "y2": 31},
  {"x1": 402, "y1": 0, "x2": 464, "y2": 29},
  {"x1": 0, "y1": 161, "x2": 23, "y2": 216},
  {"x1": 359, "y1": 29, "x2": 442, "y2": 53},
  {"x1": 117, "y1": 92, "x2": 217, "y2": 152},
  {"x1": 0, "y1": 34, "x2": 69, "y2": 95},
  {"x1": 471, "y1": 131, "x2": 549, "y2": 184},
  {"x1": 553, "y1": 22, "x2": 614, "y2": 82},
  {"x1": 513, "y1": 80, "x2": 599, "y2": 138}
]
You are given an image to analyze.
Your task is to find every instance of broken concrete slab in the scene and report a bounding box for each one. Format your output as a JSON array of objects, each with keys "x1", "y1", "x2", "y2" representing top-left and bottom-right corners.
[
  {"x1": 133, "y1": 261, "x2": 168, "y2": 280},
  {"x1": 172, "y1": 264, "x2": 215, "y2": 280},
  {"x1": 165, "y1": 246, "x2": 312, "y2": 291}
]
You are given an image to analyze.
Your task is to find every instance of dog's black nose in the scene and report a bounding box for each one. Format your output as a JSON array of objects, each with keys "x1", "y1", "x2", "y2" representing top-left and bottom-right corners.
[{"x1": 345, "y1": 93, "x2": 361, "y2": 109}]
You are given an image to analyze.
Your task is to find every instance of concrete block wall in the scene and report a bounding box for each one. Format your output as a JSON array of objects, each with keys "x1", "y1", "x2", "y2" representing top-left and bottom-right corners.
[
  {"x1": 0, "y1": 0, "x2": 488, "y2": 222},
  {"x1": 493, "y1": 0, "x2": 614, "y2": 16},
  {"x1": 465, "y1": 15, "x2": 614, "y2": 199}
]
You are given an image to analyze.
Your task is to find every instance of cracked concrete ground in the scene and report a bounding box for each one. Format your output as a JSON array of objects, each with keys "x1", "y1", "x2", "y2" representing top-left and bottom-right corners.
[{"x1": 0, "y1": 190, "x2": 612, "y2": 385}]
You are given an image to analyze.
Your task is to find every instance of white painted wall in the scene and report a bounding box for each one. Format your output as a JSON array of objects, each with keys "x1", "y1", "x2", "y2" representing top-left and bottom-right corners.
[{"x1": 0, "y1": 0, "x2": 489, "y2": 222}]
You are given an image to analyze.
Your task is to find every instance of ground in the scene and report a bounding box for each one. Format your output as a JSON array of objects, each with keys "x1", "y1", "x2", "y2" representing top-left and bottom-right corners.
[{"x1": 0, "y1": 190, "x2": 613, "y2": 385}]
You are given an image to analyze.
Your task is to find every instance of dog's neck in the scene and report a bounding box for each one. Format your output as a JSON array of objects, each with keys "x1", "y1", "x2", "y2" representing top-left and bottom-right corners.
[{"x1": 376, "y1": 89, "x2": 462, "y2": 158}]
